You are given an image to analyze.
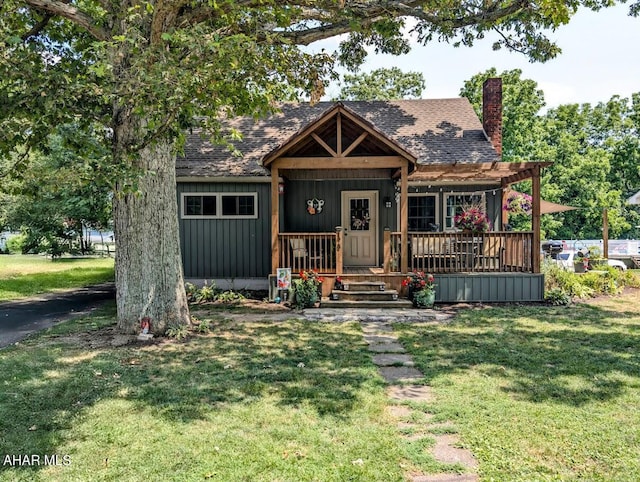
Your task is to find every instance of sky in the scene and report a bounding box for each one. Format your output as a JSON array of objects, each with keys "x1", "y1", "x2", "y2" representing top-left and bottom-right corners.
[{"x1": 311, "y1": 3, "x2": 640, "y2": 110}]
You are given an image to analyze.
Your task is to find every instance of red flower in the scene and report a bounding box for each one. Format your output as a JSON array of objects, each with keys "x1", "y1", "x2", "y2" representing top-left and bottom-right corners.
[
  {"x1": 427, "y1": 274, "x2": 434, "y2": 283},
  {"x1": 402, "y1": 279, "x2": 408, "y2": 286}
]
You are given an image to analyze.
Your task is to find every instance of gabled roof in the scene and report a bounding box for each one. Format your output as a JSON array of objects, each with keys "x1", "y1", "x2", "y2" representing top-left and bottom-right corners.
[
  {"x1": 261, "y1": 102, "x2": 418, "y2": 168},
  {"x1": 176, "y1": 98, "x2": 499, "y2": 178}
]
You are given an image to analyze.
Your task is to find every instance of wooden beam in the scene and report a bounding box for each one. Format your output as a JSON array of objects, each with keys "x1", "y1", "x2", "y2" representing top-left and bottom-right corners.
[
  {"x1": 603, "y1": 208, "x2": 609, "y2": 259},
  {"x1": 531, "y1": 164, "x2": 541, "y2": 274},
  {"x1": 400, "y1": 164, "x2": 409, "y2": 274},
  {"x1": 271, "y1": 167, "x2": 280, "y2": 274},
  {"x1": 342, "y1": 131, "x2": 368, "y2": 157},
  {"x1": 383, "y1": 228, "x2": 391, "y2": 274},
  {"x1": 337, "y1": 107, "x2": 418, "y2": 163},
  {"x1": 273, "y1": 156, "x2": 406, "y2": 170},
  {"x1": 335, "y1": 226, "x2": 344, "y2": 275},
  {"x1": 311, "y1": 132, "x2": 338, "y2": 158},
  {"x1": 501, "y1": 187, "x2": 509, "y2": 228},
  {"x1": 337, "y1": 113, "x2": 342, "y2": 155}
]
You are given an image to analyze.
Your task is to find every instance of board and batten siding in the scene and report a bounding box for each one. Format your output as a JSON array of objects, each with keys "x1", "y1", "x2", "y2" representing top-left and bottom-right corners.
[
  {"x1": 177, "y1": 182, "x2": 272, "y2": 278},
  {"x1": 435, "y1": 273, "x2": 544, "y2": 302}
]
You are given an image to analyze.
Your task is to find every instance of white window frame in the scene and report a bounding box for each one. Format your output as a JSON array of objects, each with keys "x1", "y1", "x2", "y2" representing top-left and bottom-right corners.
[
  {"x1": 180, "y1": 192, "x2": 258, "y2": 219},
  {"x1": 406, "y1": 193, "x2": 440, "y2": 232},
  {"x1": 443, "y1": 192, "x2": 486, "y2": 231}
]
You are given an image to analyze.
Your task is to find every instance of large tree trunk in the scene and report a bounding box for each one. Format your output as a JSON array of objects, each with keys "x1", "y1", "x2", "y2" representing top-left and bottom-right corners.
[{"x1": 112, "y1": 131, "x2": 190, "y2": 335}]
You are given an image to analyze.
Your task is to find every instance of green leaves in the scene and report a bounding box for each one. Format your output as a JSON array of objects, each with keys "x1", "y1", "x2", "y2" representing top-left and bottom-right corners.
[{"x1": 336, "y1": 67, "x2": 425, "y2": 101}]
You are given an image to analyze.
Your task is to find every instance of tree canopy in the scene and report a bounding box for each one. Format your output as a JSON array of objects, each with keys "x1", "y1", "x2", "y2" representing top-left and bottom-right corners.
[
  {"x1": 335, "y1": 67, "x2": 425, "y2": 101},
  {"x1": 461, "y1": 68, "x2": 640, "y2": 240}
]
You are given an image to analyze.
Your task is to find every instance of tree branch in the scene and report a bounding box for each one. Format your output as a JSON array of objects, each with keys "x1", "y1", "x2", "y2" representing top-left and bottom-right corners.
[
  {"x1": 21, "y1": 11, "x2": 54, "y2": 41},
  {"x1": 176, "y1": 0, "x2": 532, "y2": 47},
  {"x1": 22, "y1": 0, "x2": 110, "y2": 41}
]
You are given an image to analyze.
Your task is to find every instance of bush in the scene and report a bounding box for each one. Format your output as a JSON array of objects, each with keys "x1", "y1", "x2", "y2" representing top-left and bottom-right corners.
[
  {"x1": 195, "y1": 281, "x2": 218, "y2": 303},
  {"x1": 543, "y1": 263, "x2": 640, "y2": 300},
  {"x1": 217, "y1": 290, "x2": 245, "y2": 304},
  {"x1": 6, "y1": 233, "x2": 26, "y2": 254},
  {"x1": 545, "y1": 287, "x2": 571, "y2": 306},
  {"x1": 166, "y1": 323, "x2": 189, "y2": 340},
  {"x1": 292, "y1": 270, "x2": 323, "y2": 309},
  {"x1": 185, "y1": 282, "x2": 199, "y2": 303}
]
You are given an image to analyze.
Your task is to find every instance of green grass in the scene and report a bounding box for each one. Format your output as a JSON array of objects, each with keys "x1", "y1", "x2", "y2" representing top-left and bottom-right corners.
[
  {"x1": 395, "y1": 290, "x2": 640, "y2": 481},
  {"x1": 0, "y1": 255, "x2": 114, "y2": 301},
  {"x1": 0, "y1": 306, "x2": 410, "y2": 481},
  {"x1": 2, "y1": 292, "x2": 639, "y2": 480}
]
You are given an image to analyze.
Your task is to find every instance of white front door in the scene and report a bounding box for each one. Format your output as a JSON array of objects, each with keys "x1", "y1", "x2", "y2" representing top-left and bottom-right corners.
[{"x1": 341, "y1": 191, "x2": 378, "y2": 266}]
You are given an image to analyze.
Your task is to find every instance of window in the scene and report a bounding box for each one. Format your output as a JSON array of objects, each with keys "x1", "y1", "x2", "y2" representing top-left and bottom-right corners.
[
  {"x1": 408, "y1": 195, "x2": 438, "y2": 231},
  {"x1": 444, "y1": 193, "x2": 485, "y2": 230},
  {"x1": 181, "y1": 193, "x2": 258, "y2": 219},
  {"x1": 222, "y1": 194, "x2": 255, "y2": 216}
]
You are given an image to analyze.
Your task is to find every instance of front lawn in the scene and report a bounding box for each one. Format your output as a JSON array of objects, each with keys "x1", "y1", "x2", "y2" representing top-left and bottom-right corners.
[
  {"x1": 1, "y1": 290, "x2": 639, "y2": 481},
  {"x1": 0, "y1": 306, "x2": 406, "y2": 481},
  {"x1": 396, "y1": 290, "x2": 640, "y2": 480},
  {"x1": 0, "y1": 255, "x2": 114, "y2": 301}
]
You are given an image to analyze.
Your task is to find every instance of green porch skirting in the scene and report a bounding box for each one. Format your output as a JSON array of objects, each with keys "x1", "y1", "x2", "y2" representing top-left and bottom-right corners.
[{"x1": 435, "y1": 273, "x2": 544, "y2": 303}]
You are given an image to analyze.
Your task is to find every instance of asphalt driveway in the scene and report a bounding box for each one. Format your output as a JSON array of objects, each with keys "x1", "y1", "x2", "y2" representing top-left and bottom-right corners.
[{"x1": 0, "y1": 283, "x2": 115, "y2": 348}]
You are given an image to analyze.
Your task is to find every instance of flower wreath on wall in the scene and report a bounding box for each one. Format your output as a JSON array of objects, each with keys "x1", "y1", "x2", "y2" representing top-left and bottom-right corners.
[{"x1": 307, "y1": 198, "x2": 324, "y2": 215}]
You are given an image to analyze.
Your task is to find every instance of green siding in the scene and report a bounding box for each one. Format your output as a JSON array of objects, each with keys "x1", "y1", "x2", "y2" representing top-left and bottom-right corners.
[
  {"x1": 177, "y1": 182, "x2": 271, "y2": 278},
  {"x1": 435, "y1": 273, "x2": 544, "y2": 302}
]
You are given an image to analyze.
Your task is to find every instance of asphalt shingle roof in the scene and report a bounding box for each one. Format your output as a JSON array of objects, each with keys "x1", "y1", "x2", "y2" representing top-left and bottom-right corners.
[{"x1": 176, "y1": 98, "x2": 500, "y2": 178}]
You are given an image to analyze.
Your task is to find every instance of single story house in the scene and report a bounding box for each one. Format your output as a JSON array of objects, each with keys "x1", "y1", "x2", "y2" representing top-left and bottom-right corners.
[{"x1": 176, "y1": 78, "x2": 547, "y2": 302}]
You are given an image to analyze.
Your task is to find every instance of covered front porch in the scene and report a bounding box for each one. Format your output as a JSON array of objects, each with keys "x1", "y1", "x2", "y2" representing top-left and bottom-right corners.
[{"x1": 263, "y1": 103, "x2": 547, "y2": 302}]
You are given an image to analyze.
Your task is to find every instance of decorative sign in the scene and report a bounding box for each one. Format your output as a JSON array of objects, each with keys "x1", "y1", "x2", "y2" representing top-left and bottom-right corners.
[
  {"x1": 306, "y1": 198, "x2": 324, "y2": 215},
  {"x1": 277, "y1": 268, "x2": 291, "y2": 290}
]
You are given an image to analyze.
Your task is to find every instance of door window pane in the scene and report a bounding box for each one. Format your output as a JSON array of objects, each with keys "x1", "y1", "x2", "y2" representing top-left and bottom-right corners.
[{"x1": 350, "y1": 198, "x2": 370, "y2": 230}]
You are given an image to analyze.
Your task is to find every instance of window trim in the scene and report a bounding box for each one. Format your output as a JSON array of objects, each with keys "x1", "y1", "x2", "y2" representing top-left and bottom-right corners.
[
  {"x1": 180, "y1": 192, "x2": 259, "y2": 219},
  {"x1": 405, "y1": 193, "x2": 439, "y2": 232},
  {"x1": 443, "y1": 191, "x2": 486, "y2": 231}
]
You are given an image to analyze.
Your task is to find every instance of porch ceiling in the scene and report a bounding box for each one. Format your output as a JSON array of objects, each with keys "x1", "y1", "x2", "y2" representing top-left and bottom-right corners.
[{"x1": 405, "y1": 161, "x2": 552, "y2": 185}]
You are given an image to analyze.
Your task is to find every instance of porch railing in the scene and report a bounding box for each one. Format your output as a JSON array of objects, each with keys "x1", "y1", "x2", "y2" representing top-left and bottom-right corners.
[
  {"x1": 277, "y1": 232, "x2": 338, "y2": 273},
  {"x1": 276, "y1": 230, "x2": 534, "y2": 275},
  {"x1": 389, "y1": 231, "x2": 534, "y2": 273}
]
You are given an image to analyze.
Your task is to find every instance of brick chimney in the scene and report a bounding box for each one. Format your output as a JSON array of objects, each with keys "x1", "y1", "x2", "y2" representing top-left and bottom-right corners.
[{"x1": 482, "y1": 77, "x2": 502, "y2": 157}]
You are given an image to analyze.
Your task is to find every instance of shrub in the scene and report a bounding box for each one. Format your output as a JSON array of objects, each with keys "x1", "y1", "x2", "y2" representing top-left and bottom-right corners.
[
  {"x1": 165, "y1": 323, "x2": 189, "y2": 340},
  {"x1": 545, "y1": 287, "x2": 571, "y2": 306},
  {"x1": 292, "y1": 270, "x2": 323, "y2": 309},
  {"x1": 6, "y1": 233, "x2": 27, "y2": 254},
  {"x1": 216, "y1": 290, "x2": 245, "y2": 304},
  {"x1": 193, "y1": 318, "x2": 211, "y2": 334},
  {"x1": 195, "y1": 281, "x2": 218, "y2": 303},
  {"x1": 543, "y1": 262, "x2": 639, "y2": 300},
  {"x1": 185, "y1": 282, "x2": 199, "y2": 303}
]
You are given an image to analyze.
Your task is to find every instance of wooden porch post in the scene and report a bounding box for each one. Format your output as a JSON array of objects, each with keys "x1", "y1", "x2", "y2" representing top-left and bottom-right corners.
[
  {"x1": 383, "y1": 227, "x2": 391, "y2": 273},
  {"x1": 271, "y1": 166, "x2": 280, "y2": 274},
  {"x1": 501, "y1": 183, "x2": 509, "y2": 229},
  {"x1": 603, "y1": 208, "x2": 609, "y2": 259},
  {"x1": 400, "y1": 164, "x2": 409, "y2": 273},
  {"x1": 531, "y1": 165, "x2": 541, "y2": 273},
  {"x1": 335, "y1": 226, "x2": 344, "y2": 275}
]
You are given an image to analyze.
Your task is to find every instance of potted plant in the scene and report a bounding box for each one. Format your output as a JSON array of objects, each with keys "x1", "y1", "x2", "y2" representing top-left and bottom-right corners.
[
  {"x1": 292, "y1": 270, "x2": 324, "y2": 309},
  {"x1": 402, "y1": 271, "x2": 436, "y2": 307},
  {"x1": 454, "y1": 206, "x2": 490, "y2": 234}
]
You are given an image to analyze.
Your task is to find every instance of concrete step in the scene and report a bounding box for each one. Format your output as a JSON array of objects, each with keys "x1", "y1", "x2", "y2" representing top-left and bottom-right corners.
[
  {"x1": 330, "y1": 290, "x2": 399, "y2": 302},
  {"x1": 320, "y1": 299, "x2": 414, "y2": 309},
  {"x1": 341, "y1": 281, "x2": 386, "y2": 292}
]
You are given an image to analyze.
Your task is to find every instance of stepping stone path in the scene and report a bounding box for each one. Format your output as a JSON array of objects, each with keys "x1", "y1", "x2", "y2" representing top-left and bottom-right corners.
[{"x1": 361, "y1": 320, "x2": 479, "y2": 482}]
